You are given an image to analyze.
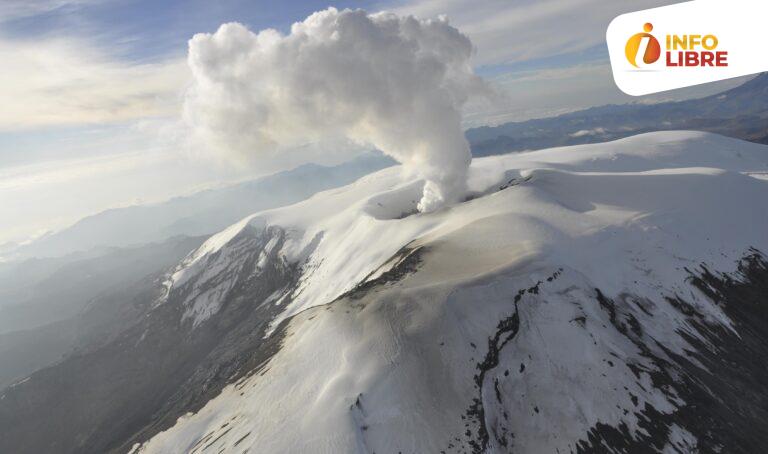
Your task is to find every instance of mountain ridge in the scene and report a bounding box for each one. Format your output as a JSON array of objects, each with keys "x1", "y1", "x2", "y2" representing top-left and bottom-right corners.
[
  {"x1": 3, "y1": 153, "x2": 393, "y2": 261},
  {"x1": 466, "y1": 73, "x2": 768, "y2": 156},
  {"x1": 2, "y1": 131, "x2": 767, "y2": 453}
]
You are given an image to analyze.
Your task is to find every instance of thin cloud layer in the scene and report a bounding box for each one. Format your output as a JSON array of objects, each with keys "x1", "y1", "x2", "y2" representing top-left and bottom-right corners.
[
  {"x1": 0, "y1": 0, "x2": 97, "y2": 22},
  {"x1": 184, "y1": 7, "x2": 488, "y2": 212},
  {"x1": 389, "y1": 0, "x2": 673, "y2": 67},
  {"x1": 0, "y1": 37, "x2": 186, "y2": 130}
]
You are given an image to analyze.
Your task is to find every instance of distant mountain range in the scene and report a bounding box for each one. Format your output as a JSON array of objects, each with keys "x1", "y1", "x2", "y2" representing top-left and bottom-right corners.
[
  {"x1": 0, "y1": 152, "x2": 393, "y2": 375},
  {"x1": 0, "y1": 235, "x2": 206, "y2": 388},
  {"x1": 466, "y1": 73, "x2": 768, "y2": 156},
  {"x1": 4, "y1": 153, "x2": 393, "y2": 261},
  {"x1": 7, "y1": 74, "x2": 767, "y2": 263}
]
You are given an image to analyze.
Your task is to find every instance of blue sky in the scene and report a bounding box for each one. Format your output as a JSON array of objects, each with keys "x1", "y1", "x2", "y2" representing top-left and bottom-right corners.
[
  {"x1": 0, "y1": 0, "x2": 747, "y2": 245},
  {"x1": 2, "y1": 0, "x2": 384, "y2": 61}
]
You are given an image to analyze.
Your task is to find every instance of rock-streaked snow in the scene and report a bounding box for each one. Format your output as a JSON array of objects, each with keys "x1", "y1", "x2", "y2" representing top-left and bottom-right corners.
[{"x1": 138, "y1": 131, "x2": 768, "y2": 453}]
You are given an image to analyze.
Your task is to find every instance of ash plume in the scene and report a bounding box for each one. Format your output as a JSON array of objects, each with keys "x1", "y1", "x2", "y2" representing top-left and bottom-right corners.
[{"x1": 185, "y1": 8, "x2": 487, "y2": 212}]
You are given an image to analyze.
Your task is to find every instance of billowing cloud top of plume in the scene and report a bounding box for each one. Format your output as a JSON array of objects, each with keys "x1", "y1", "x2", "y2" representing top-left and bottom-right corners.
[{"x1": 184, "y1": 7, "x2": 487, "y2": 212}]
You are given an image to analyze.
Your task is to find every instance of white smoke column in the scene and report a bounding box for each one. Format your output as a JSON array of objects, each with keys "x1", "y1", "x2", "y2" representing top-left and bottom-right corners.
[{"x1": 185, "y1": 8, "x2": 487, "y2": 212}]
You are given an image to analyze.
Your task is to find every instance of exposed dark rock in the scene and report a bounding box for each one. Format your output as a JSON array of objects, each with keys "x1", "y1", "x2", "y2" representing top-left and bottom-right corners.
[
  {"x1": 578, "y1": 249, "x2": 768, "y2": 453},
  {"x1": 456, "y1": 269, "x2": 562, "y2": 454}
]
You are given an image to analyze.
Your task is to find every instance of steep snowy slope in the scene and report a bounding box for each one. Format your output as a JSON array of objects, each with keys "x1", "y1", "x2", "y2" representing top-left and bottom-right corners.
[{"x1": 128, "y1": 131, "x2": 768, "y2": 454}]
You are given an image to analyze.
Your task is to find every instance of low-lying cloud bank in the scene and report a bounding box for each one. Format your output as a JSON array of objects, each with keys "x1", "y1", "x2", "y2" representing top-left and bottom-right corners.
[{"x1": 184, "y1": 7, "x2": 487, "y2": 212}]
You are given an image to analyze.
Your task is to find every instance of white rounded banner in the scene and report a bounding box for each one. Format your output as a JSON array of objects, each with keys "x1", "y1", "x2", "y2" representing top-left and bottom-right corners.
[{"x1": 607, "y1": 0, "x2": 768, "y2": 96}]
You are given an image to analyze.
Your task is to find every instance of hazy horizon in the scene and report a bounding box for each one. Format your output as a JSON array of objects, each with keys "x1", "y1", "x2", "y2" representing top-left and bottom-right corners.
[{"x1": 0, "y1": 0, "x2": 748, "y2": 246}]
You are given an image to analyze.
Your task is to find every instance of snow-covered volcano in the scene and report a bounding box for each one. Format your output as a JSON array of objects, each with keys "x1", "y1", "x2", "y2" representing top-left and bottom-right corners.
[
  {"x1": 3, "y1": 131, "x2": 767, "y2": 454},
  {"x1": 128, "y1": 131, "x2": 768, "y2": 453}
]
